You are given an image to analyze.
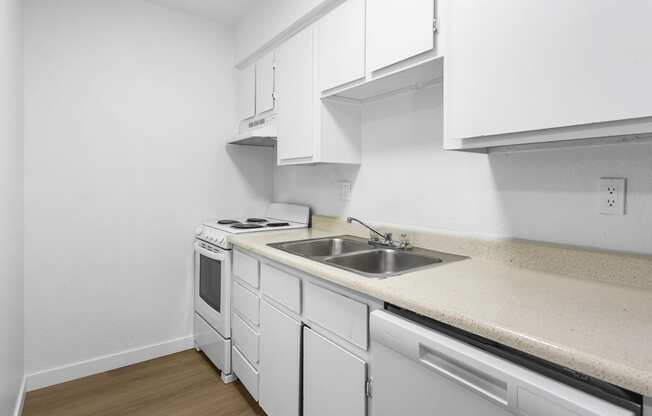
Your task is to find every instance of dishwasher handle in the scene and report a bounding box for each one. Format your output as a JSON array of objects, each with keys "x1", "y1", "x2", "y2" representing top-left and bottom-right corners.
[
  {"x1": 418, "y1": 343, "x2": 509, "y2": 407},
  {"x1": 371, "y1": 310, "x2": 513, "y2": 409}
]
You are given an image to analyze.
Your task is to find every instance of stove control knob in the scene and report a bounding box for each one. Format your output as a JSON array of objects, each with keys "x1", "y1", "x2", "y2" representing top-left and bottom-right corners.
[{"x1": 195, "y1": 226, "x2": 204, "y2": 236}]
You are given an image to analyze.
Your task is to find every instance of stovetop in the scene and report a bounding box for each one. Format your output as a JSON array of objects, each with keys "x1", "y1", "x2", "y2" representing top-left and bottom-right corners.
[
  {"x1": 195, "y1": 203, "x2": 311, "y2": 249},
  {"x1": 206, "y1": 217, "x2": 305, "y2": 234}
]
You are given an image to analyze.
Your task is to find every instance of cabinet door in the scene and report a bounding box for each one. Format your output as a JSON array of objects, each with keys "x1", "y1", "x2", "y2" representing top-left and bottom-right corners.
[
  {"x1": 303, "y1": 327, "x2": 366, "y2": 416},
  {"x1": 237, "y1": 64, "x2": 256, "y2": 121},
  {"x1": 259, "y1": 300, "x2": 301, "y2": 416},
  {"x1": 317, "y1": 0, "x2": 365, "y2": 91},
  {"x1": 255, "y1": 52, "x2": 275, "y2": 115},
  {"x1": 443, "y1": 0, "x2": 652, "y2": 144},
  {"x1": 366, "y1": 0, "x2": 435, "y2": 72},
  {"x1": 276, "y1": 27, "x2": 314, "y2": 163}
]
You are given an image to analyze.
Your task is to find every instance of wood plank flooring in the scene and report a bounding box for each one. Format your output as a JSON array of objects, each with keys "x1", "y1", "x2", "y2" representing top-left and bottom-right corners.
[{"x1": 23, "y1": 350, "x2": 266, "y2": 416}]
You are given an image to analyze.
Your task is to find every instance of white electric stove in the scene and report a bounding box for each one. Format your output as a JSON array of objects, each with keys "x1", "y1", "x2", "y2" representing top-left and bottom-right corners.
[{"x1": 193, "y1": 203, "x2": 310, "y2": 382}]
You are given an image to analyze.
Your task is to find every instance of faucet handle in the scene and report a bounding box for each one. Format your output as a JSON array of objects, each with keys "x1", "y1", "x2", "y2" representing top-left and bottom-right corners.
[
  {"x1": 369, "y1": 230, "x2": 379, "y2": 241},
  {"x1": 399, "y1": 233, "x2": 411, "y2": 248},
  {"x1": 384, "y1": 232, "x2": 393, "y2": 242}
]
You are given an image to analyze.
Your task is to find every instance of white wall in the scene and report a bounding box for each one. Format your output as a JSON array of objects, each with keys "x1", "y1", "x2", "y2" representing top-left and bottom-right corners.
[
  {"x1": 235, "y1": 0, "x2": 328, "y2": 65},
  {"x1": 0, "y1": 0, "x2": 24, "y2": 412},
  {"x1": 275, "y1": 84, "x2": 652, "y2": 254},
  {"x1": 24, "y1": 0, "x2": 274, "y2": 383}
]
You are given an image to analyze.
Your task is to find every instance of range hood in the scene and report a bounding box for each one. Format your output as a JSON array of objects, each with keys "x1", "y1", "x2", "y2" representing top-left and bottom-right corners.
[{"x1": 229, "y1": 116, "x2": 277, "y2": 147}]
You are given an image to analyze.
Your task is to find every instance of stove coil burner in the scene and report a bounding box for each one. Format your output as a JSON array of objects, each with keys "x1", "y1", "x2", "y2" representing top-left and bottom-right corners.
[
  {"x1": 246, "y1": 218, "x2": 268, "y2": 223},
  {"x1": 266, "y1": 222, "x2": 290, "y2": 227},
  {"x1": 231, "y1": 223, "x2": 265, "y2": 229},
  {"x1": 217, "y1": 220, "x2": 240, "y2": 225}
]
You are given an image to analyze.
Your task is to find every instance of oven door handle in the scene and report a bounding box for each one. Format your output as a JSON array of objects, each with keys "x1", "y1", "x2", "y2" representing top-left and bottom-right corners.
[{"x1": 194, "y1": 241, "x2": 227, "y2": 261}]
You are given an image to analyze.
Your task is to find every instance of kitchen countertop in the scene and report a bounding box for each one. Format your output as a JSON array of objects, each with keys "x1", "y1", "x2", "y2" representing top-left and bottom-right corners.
[{"x1": 230, "y1": 227, "x2": 652, "y2": 397}]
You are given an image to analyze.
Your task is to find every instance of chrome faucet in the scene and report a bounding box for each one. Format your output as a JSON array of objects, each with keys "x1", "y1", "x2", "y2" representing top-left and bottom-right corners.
[{"x1": 346, "y1": 217, "x2": 410, "y2": 249}]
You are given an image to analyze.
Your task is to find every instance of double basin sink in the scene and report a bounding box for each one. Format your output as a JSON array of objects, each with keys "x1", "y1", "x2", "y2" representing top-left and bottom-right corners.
[{"x1": 268, "y1": 235, "x2": 467, "y2": 279}]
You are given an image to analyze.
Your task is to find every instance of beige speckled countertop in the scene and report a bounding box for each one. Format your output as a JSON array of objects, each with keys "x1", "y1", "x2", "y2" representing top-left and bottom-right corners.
[{"x1": 230, "y1": 226, "x2": 652, "y2": 397}]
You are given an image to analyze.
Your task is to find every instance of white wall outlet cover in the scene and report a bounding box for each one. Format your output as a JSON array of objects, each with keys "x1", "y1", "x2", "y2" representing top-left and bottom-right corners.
[
  {"x1": 599, "y1": 177, "x2": 626, "y2": 215},
  {"x1": 339, "y1": 181, "x2": 352, "y2": 201}
]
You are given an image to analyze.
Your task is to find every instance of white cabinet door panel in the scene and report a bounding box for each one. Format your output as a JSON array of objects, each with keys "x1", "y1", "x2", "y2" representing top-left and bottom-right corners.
[
  {"x1": 260, "y1": 264, "x2": 301, "y2": 314},
  {"x1": 232, "y1": 281, "x2": 260, "y2": 327},
  {"x1": 231, "y1": 312, "x2": 259, "y2": 365},
  {"x1": 237, "y1": 64, "x2": 256, "y2": 121},
  {"x1": 443, "y1": 0, "x2": 652, "y2": 142},
  {"x1": 277, "y1": 27, "x2": 314, "y2": 162},
  {"x1": 303, "y1": 327, "x2": 366, "y2": 416},
  {"x1": 256, "y1": 51, "x2": 275, "y2": 114},
  {"x1": 233, "y1": 249, "x2": 259, "y2": 289},
  {"x1": 317, "y1": 0, "x2": 365, "y2": 91},
  {"x1": 259, "y1": 300, "x2": 301, "y2": 416},
  {"x1": 304, "y1": 282, "x2": 368, "y2": 349},
  {"x1": 232, "y1": 346, "x2": 259, "y2": 401},
  {"x1": 366, "y1": 0, "x2": 435, "y2": 72}
]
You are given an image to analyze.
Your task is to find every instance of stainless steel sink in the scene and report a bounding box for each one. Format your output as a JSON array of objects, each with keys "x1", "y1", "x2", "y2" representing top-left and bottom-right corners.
[
  {"x1": 277, "y1": 237, "x2": 371, "y2": 258},
  {"x1": 325, "y1": 249, "x2": 442, "y2": 276},
  {"x1": 268, "y1": 235, "x2": 467, "y2": 279}
]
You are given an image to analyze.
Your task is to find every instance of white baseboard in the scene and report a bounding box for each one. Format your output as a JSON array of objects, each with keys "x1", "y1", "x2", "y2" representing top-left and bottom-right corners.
[
  {"x1": 26, "y1": 335, "x2": 194, "y2": 392},
  {"x1": 13, "y1": 377, "x2": 26, "y2": 416}
]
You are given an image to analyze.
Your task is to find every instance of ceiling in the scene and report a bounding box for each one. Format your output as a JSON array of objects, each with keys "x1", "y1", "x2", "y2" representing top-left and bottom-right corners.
[{"x1": 149, "y1": 0, "x2": 260, "y2": 24}]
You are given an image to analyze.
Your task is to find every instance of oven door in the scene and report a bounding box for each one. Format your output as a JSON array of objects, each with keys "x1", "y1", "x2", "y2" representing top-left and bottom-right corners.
[{"x1": 194, "y1": 240, "x2": 231, "y2": 338}]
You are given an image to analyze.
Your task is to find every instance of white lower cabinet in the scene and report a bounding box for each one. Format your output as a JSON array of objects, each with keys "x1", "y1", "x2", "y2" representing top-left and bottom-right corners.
[
  {"x1": 231, "y1": 312, "x2": 259, "y2": 365},
  {"x1": 303, "y1": 327, "x2": 367, "y2": 416},
  {"x1": 233, "y1": 250, "x2": 375, "y2": 416},
  {"x1": 232, "y1": 346, "x2": 259, "y2": 401},
  {"x1": 258, "y1": 300, "x2": 302, "y2": 416}
]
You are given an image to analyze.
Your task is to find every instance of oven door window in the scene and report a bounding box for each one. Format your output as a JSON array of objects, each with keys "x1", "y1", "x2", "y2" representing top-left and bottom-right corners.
[{"x1": 199, "y1": 254, "x2": 222, "y2": 313}]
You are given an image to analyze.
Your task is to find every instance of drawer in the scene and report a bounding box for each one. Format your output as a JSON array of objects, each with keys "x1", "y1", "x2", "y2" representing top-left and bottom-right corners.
[
  {"x1": 194, "y1": 313, "x2": 231, "y2": 373},
  {"x1": 260, "y1": 263, "x2": 301, "y2": 313},
  {"x1": 232, "y1": 311, "x2": 260, "y2": 365},
  {"x1": 233, "y1": 250, "x2": 259, "y2": 288},
  {"x1": 304, "y1": 282, "x2": 368, "y2": 350},
  {"x1": 232, "y1": 280, "x2": 260, "y2": 326},
  {"x1": 233, "y1": 346, "x2": 259, "y2": 401}
]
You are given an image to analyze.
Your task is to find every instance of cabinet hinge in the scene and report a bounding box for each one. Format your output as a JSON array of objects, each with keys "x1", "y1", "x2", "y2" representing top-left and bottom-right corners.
[
  {"x1": 365, "y1": 378, "x2": 373, "y2": 398},
  {"x1": 433, "y1": 18, "x2": 439, "y2": 33}
]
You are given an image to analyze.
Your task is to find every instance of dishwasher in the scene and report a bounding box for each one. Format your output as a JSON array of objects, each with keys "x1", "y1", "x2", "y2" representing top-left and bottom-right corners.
[{"x1": 370, "y1": 306, "x2": 643, "y2": 416}]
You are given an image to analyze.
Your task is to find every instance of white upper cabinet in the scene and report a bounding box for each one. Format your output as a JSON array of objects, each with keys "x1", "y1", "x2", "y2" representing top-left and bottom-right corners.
[
  {"x1": 276, "y1": 25, "x2": 361, "y2": 166},
  {"x1": 255, "y1": 52, "x2": 275, "y2": 114},
  {"x1": 237, "y1": 64, "x2": 256, "y2": 121},
  {"x1": 276, "y1": 27, "x2": 315, "y2": 163},
  {"x1": 316, "y1": 0, "x2": 366, "y2": 92},
  {"x1": 236, "y1": 53, "x2": 276, "y2": 123},
  {"x1": 443, "y1": 0, "x2": 652, "y2": 150},
  {"x1": 366, "y1": 0, "x2": 436, "y2": 73}
]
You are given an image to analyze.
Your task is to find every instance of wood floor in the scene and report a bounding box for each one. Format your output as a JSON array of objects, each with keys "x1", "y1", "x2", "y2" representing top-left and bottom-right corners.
[{"x1": 23, "y1": 350, "x2": 266, "y2": 416}]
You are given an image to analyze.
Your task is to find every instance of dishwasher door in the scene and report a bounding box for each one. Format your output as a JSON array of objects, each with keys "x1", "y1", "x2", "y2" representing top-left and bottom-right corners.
[{"x1": 370, "y1": 311, "x2": 635, "y2": 416}]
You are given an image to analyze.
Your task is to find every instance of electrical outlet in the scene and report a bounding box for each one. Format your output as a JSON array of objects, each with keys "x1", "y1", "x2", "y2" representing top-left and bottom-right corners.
[
  {"x1": 339, "y1": 181, "x2": 352, "y2": 201},
  {"x1": 599, "y1": 178, "x2": 626, "y2": 215}
]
